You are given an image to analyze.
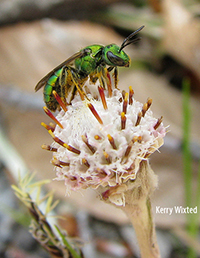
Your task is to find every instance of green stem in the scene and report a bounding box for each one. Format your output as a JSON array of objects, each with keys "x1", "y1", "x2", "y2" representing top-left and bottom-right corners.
[
  {"x1": 182, "y1": 78, "x2": 198, "y2": 258},
  {"x1": 182, "y1": 78, "x2": 192, "y2": 209}
]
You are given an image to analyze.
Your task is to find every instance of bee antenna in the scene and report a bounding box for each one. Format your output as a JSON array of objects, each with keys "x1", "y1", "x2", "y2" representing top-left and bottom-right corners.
[{"x1": 119, "y1": 25, "x2": 145, "y2": 52}]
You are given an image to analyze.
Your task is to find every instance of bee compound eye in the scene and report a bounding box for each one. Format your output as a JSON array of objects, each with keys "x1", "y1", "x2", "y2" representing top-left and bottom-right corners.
[{"x1": 107, "y1": 51, "x2": 125, "y2": 66}]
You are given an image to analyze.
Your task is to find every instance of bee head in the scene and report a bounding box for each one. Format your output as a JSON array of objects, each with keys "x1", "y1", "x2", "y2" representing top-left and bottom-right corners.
[{"x1": 103, "y1": 26, "x2": 144, "y2": 67}]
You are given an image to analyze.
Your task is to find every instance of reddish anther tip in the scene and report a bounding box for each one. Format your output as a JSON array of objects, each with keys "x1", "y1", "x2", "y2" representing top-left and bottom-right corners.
[
  {"x1": 98, "y1": 86, "x2": 108, "y2": 110},
  {"x1": 154, "y1": 116, "x2": 163, "y2": 130},
  {"x1": 43, "y1": 106, "x2": 64, "y2": 129},
  {"x1": 129, "y1": 86, "x2": 134, "y2": 105},
  {"x1": 88, "y1": 103, "x2": 103, "y2": 124},
  {"x1": 52, "y1": 90, "x2": 68, "y2": 112},
  {"x1": 63, "y1": 143, "x2": 81, "y2": 155},
  {"x1": 107, "y1": 134, "x2": 117, "y2": 149},
  {"x1": 122, "y1": 92, "x2": 128, "y2": 114},
  {"x1": 121, "y1": 112, "x2": 126, "y2": 130}
]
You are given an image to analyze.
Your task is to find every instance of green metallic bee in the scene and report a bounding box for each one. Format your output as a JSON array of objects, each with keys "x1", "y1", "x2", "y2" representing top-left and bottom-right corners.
[{"x1": 35, "y1": 26, "x2": 144, "y2": 111}]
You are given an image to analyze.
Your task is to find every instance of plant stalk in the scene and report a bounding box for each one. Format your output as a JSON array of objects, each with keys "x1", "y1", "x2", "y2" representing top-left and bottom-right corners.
[{"x1": 121, "y1": 161, "x2": 161, "y2": 258}]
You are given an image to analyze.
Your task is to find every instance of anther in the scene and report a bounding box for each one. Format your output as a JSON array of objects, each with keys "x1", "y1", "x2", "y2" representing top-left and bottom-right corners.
[
  {"x1": 41, "y1": 144, "x2": 57, "y2": 152},
  {"x1": 123, "y1": 136, "x2": 139, "y2": 158},
  {"x1": 94, "y1": 135, "x2": 102, "y2": 140},
  {"x1": 63, "y1": 143, "x2": 81, "y2": 155},
  {"x1": 82, "y1": 158, "x2": 90, "y2": 168},
  {"x1": 142, "y1": 103, "x2": 148, "y2": 117},
  {"x1": 59, "y1": 160, "x2": 70, "y2": 166},
  {"x1": 121, "y1": 112, "x2": 126, "y2": 130},
  {"x1": 88, "y1": 103, "x2": 103, "y2": 124},
  {"x1": 48, "y1": 130, "x2": 66, "y2": 147},
  {"x1": 147, "y1": 98, "x2": 152, "y2": 109},
  {"x1": 122, "y1": 90, "x2": 126, "y2": 100},
  {"x1": 123, "y1": 92, "x2": 128, "y2": 114},
  {"x1": 142, "y1": 98, "x2": 152, "y2": 117},
  {"x1": 129, "y1": 86, "x2": 134, "y2": 105},
  {"x1": 41, "y1": 122, "x2": 55, "y2": 132},
  {"x1": 52, "y1": 158, "x2": 70, "y2": 167},
  {"x1": 43, "y1": 106, "x2": 63, "y2": 129},
  {"x1": 48, "y1": 130, "x2": 81, "y2": 154},
  {"x1": 154, "y1": 116, "x2": 163, "y2": 130},
  {"x1": 82, "y1": 135, "x2": 96, "y2": 154},
  {"x1": 137, "y1": 136, "x2": 142, "y2": 143},
  {"x1": 53, "y1": 90, "x2": 68, "y2": 112},
  {"x1": 51, "y1": 159, "x2": 62, "y2": 168},
  {"x1": 103, "y1": 151, "x2": 111, "y2": 164},
  {"x1": 107, "y1": 134, "x2": 117, "y2": 149},
  {"x1": 98, "y1": 86, "x2": 108, "y2": 110},
  {"x1": 135, "y1": 111, "x2": 142, "y2": 126}
]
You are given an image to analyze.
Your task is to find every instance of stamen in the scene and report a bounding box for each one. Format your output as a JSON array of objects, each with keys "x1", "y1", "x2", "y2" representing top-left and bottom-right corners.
[
  {"x1": 103, "y1": 151, "x2": 111, "y2": 164},
  {"x1": 51, "y1": 159, "x2": 62, "y2": 168},
  {"x1": 41, "y1": 122, "x2": 55, "y2": 132},
  {"x1": 124, "y1": 144, "x2": 132, "y2": 158},
  {"x1": 81, "y1": 135, "x2": 96, "y2": 154},
  {"x1": 129, "y1": 86, "x2": 134, "y2": 105},
  {"x1": 48, "y1": 130, "x2": 66, "y2": 147},
  {"x1": 52, "y1": 158, "x2": 70, "y2": 167},
  {"x1": 154, "y1": 116, "x2": 163, "y2": 130},
  {"x1": 94, "y1": 135, "x2": 102, "y2": 140},
  {"x1": 147, "y1": 98, "x2": 153, "y2": 109},
  {"x1": 48, "y1": 130, "x2": 81, "y2": 154},
  {"x1": 63, "y1": 144, "x2": 81, "y2": 155},
  {"x1": 82, "y1": 158, "x2": 90, "y2": 168},
  {"x1": 135, "y1": 111, "x2": 142, "y2": 126},
  {"x1": 107, "y1": 134, "x2": 117, "y2": 149},
  {"x1": 88, "y1": 103, "x2": 103, "y2": 124},
  {"x1": 142, "y1": 98, "x2": 152, "y2": 117},
  {"x1": 137, "y1": 136, "x2": 142, "y2": 143},
  {"x1": 49, "y1": 123, "x2": 56, "y2": 131},
  {"x1": 52, "y1": 90, "x2": 68, "y2": 112},
  {"x1": 123, "y1": 136, "x2": 139, "y2": 158},
  {"x1": 98, "y1": 86, "x2": 108, "y2": 110},
  {"x1": 41, "y1": 144, "x2": 57, "y2": 152},
  {"x1": 59, "y1": 160, "x2": 70, "y2": 166},
  {"x1": 142, "y1": 103, "x2": 148, "y2": 117},
  {"x1": 43, "y1": 106, "x2": 63, "y2": 129},
  {"x1": 121, "y1": 112, "x2": 126, "y2": 130},
  {"x1": 123, "y1": 92, "x2": 128, "y2": 114},
  {"x1": 122, "y1": 90, "x2": 126, "y2": 100}
]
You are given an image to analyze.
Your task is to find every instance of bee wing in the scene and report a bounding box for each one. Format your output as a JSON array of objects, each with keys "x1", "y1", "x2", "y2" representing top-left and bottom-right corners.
[{"x1": 35, "y1": 50, "x2": 85, "y2": 92}]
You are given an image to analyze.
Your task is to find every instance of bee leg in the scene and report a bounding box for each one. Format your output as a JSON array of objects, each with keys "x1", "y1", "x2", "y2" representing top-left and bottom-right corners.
[
  {"x1": 96, "y1": 66, "x2": 106, "y2": 89},
  {"x1": 59, "y1": 66, "x2": 74, "y2": 104},
  {"x1": 89, "y1": 72, "x2": 98, "y2": 84},
  {"x1": 70, "y1": 69, "x2": 89, "y2": 101},
  {"x1": 107, "y1": 66, "x2": 114, "y2": 72},
  {"x1": 97, "y1": 66, "x2": 115, "y2": 96},
  {"x1": 101, "y1": 67, "x2": 113, "y2": 97},
  {"x1": 113, "y1": 67, "x2": 119, "y2": 89}
]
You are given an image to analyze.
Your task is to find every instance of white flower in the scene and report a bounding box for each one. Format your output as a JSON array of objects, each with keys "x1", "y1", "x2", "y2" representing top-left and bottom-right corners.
[{"x1": 42, "y1": 86, "x2": 166, "y2": 200}]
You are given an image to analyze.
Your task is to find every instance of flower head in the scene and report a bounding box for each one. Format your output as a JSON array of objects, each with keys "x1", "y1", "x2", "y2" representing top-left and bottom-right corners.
[{"x1": 42, "y1": 86, "x2": 166, "y2": 204}]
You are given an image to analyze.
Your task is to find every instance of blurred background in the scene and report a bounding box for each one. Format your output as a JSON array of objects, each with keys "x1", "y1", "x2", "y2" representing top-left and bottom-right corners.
[{"x1": 0, "y1": 0, "x2": 200, "y2": 257}]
